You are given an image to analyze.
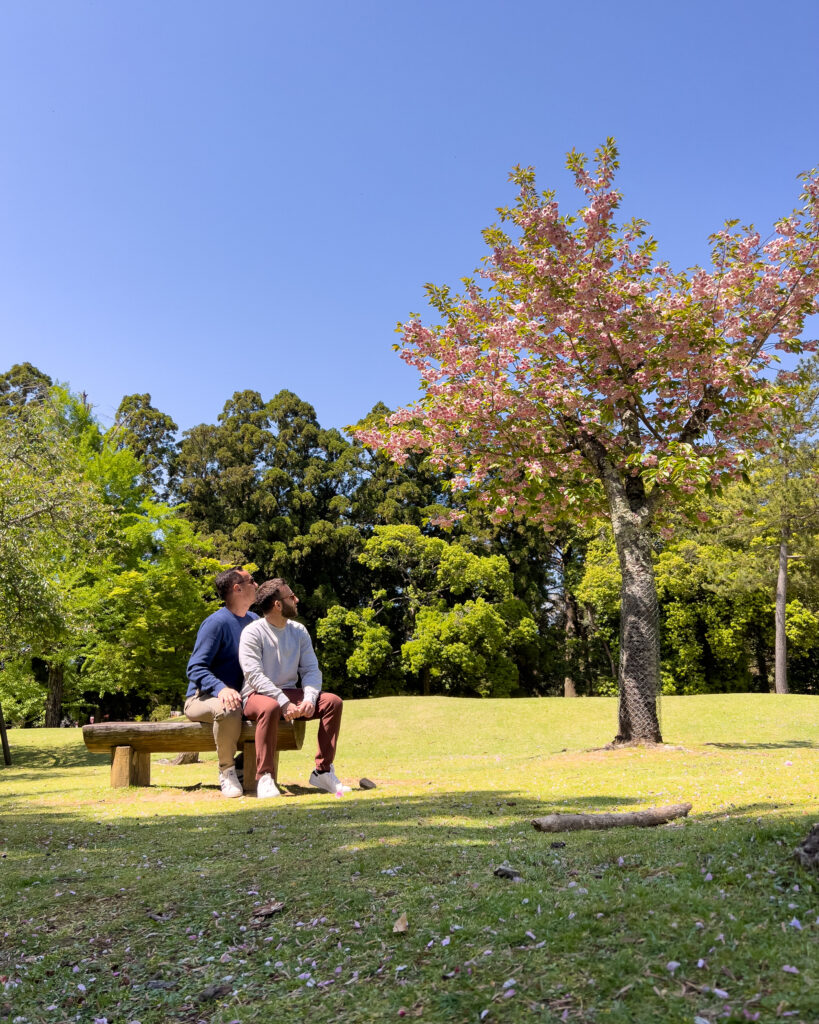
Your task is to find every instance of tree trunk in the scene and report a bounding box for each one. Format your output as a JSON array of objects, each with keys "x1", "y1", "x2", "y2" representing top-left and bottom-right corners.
[
  {"x1": 584, "y1": 602, "x2": 617, "y2": 683},
  {"x1": 422, "y1": 666, "x2": 431, "y2": 697},
  {"x1": 774, "y1": 524, "x2": 790, "y2": 694},
  {"x1": 599, "y1": 634, "x2": 617, "y2": 683},
  {"x1": 604, "y1": 482, "x2": 662, "y2": 743},
  {"x1": 563, "y1": 592, "x2": 578, "y2": 698},
  {"x1": 44, "y1": 662, "x2": 65, "y2": 728},
  {"x1": 753, "y1": 624, "x2": 769, "y2": 692},
  {"x1": 168, "y1": 751, "x2": 200, "y2": 765},
  {"x1": 0, "y1": 702, "x2": 11, "y2": 765}
]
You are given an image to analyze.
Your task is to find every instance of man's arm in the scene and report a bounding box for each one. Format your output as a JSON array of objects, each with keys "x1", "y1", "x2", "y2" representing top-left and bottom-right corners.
[
  {"x1": 297, "y1": 627, "x2": 323, "y2": 710},
  {"x1": 187, "y1": 619, "x2": 229, "y2": 697}
]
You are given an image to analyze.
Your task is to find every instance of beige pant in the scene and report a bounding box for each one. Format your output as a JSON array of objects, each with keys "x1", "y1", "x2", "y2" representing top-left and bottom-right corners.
[{"x1": 184, "y1": 694, "x2": 242, "y2": 772}]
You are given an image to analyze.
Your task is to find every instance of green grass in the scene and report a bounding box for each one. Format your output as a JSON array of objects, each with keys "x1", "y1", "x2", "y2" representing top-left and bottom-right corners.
[{"x1": 2, "y1": 694, "x2": 819, "y2": 1023}]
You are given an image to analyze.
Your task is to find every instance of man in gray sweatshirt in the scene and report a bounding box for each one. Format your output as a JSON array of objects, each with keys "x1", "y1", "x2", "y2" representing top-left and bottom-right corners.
[{"x1": 238, "y1": 578, "x2": 349, "y2": 799}]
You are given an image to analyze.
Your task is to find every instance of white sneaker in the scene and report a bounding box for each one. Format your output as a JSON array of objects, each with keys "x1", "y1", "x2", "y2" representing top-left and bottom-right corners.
[
  {"x1": 308, "y1": 765, "x2": 352, "y2": 794},
  {"x1": 256, "y1": 772, "x2": 281, "y2": 799},
  {"x1": 219, "y1": 766, "x2": 243, "y2": 799}
]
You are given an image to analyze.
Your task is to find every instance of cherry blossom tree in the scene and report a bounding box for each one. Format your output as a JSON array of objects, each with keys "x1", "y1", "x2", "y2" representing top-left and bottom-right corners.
[{"x1": 357, "y1": 140, "x2": 819, "y2": 742}]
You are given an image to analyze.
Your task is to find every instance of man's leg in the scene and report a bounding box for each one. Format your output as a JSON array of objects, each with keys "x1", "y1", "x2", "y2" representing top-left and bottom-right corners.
[
  {"x1": 243, "y1": 692, "x2": 281, "y2": 779},
  {"x1": 184, "y1": 694, "x2": 242, "y2": 772},
  {"x1": 311, "y1": 692, "x2": 343, "y2": 772}
]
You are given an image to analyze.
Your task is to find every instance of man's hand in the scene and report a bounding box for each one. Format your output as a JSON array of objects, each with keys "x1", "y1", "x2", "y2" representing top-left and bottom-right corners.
[
  {"x1": 283, "y1": 701, "x2": 315, "y2": 720},
  {"x1": 218, "y1": 688, "x2": 242, "y2": 713}
]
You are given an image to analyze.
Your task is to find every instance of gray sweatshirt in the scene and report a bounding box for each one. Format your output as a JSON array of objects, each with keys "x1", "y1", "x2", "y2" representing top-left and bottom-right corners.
[{"x1": 238, "y1": 616, "x2": 322, "y2": 709}]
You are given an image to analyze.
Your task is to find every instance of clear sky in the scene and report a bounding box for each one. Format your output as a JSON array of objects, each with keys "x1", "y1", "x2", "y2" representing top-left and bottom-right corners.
[{"x1": 1, "y1": 1, "x2": 817, "y2": 435}]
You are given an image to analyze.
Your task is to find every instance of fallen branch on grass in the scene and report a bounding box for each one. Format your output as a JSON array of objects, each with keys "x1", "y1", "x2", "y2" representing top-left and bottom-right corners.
[{"x1": 531, "y1": 802, "x2": 693, "y2": 833}]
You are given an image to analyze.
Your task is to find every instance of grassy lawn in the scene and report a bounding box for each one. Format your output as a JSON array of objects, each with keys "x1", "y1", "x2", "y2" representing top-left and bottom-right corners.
[{"x1": 2, "y1": 694, "x2": 818, "y2": 1023}]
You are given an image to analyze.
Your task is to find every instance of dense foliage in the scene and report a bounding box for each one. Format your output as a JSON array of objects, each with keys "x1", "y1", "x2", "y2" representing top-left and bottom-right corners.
[{"x1": 2, "y1": 372, "x2": 819, "y2": 724}]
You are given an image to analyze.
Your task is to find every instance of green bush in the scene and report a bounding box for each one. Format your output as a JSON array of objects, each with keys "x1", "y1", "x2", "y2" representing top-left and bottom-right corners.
[{"x1": 149, "y1": 704, "x2": 173, "y2": 722}]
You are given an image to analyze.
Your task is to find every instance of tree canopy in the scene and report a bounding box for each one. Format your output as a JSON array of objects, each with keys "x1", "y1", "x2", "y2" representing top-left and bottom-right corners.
[{"x1": 358, "y1": 141, "x2": 819, "y2": 741}]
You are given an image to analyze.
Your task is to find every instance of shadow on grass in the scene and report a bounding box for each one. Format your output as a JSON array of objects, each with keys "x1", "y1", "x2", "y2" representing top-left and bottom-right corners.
[
  {"x1": 0, "y1": 737, "x2": 109, "y2": 769},
  {"x1": 3, "y1": 794, "x2": 816, "y2": 1024},
  {"x1": 697, "y1": 801, "x2": 798, "y2": 818},
  {"x1": 704, "y1": 740, "x2": 819, "y2": 750},
  {"x1": 0, "y1": 791, "x2": 802, "y2": 895}
]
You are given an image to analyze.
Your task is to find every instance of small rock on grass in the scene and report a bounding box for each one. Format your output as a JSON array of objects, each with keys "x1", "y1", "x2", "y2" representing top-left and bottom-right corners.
[
  {"x1": 196, "y1": 983, "x2": 232, "y2": 1001},
  {"x1": 252, "y1": 900, "x2": 285, "y2": 917},
  {"x1": 493, "y1": 865, "x2": 523, "y2": 882},
  {"x1": 359, "y1": 777, "x2": 377, "y2": 789},
  {"x1": 794, "y1": 823, "x2": 819, "y2": 870}
]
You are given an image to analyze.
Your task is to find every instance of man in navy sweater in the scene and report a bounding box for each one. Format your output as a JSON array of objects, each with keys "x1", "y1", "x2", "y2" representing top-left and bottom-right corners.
[{"x1": 185, "y1": 567, "x2": 258, "y2": 798}]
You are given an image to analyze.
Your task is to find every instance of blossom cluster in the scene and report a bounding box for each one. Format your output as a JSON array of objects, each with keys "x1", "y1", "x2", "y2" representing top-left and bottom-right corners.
[{"x1": 356, "y1": 140, "x2": 819, "y2": 529}]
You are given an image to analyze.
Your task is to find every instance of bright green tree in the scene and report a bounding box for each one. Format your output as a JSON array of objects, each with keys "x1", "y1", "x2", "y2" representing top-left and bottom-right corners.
[
  {"x1": 0, "y1": 379, "x2": 107, "y2": 725},
  {"x1": 1, "y1": 364, "x2": 223, "y2": 724},
  {"x1": 75, "y1": 503, "x2": 223, "y2": 710},
  {"x1": 316, "y1": 524, "x2": 538, "y2": 696}
]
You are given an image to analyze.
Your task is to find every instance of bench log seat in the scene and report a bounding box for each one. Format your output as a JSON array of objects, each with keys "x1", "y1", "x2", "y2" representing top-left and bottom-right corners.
[{"x1": 82, "y1": 719, "x2": 306, "y2": 793}]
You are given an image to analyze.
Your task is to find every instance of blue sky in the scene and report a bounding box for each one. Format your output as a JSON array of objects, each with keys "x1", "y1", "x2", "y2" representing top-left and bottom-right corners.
[{"x1": 1, "y1": 1, "x2": 817, "y2": 435}]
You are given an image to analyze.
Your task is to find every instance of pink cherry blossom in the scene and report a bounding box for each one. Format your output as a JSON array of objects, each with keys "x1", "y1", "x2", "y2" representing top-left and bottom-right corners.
[{"x1": 356, "y1": 140, "x2": 819, "y2": 743}]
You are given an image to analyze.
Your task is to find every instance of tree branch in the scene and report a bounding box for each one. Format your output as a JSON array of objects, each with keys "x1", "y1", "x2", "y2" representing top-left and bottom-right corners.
[{"x1": 532, "y1": 802, "x2": 692, "y2": 832}]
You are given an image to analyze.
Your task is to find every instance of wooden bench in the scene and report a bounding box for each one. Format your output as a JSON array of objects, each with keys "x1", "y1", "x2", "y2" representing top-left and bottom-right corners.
[{"x1": 82, "y1": 719, "x2": 306, "y2": 793}]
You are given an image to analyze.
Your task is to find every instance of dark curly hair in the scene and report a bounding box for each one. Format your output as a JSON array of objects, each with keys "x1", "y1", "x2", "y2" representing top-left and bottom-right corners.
[{"x1": 255, "y1": 578, "x2": 288, "y2": 613}]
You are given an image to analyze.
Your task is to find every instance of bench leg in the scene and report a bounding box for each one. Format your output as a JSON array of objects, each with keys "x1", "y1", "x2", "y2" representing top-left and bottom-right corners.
[
  {"x1": 111, "y1": 745, "x2": 151, "y2": 787},
  {"x1": 242, "y1": 741, "x2": 257, "y2": 795}
]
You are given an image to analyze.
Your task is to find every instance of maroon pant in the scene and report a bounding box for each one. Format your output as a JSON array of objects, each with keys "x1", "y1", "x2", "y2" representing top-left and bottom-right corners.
[{"x1": 243, "y1": 689, "x2": 343, "y2": 780}]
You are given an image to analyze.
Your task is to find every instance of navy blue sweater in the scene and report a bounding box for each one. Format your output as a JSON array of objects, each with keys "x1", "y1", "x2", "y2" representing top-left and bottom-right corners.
[{"x1": 185, "y1": 606, "x2": 259, "y2": 699}]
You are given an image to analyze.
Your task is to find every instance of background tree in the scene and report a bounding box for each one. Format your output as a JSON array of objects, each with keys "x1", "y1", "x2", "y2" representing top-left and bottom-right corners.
[
  {"x1": 0, "y1": 365, "x2": 225, "y2": 724},
  {"x1": 349, "y1": 402, "x2": 448, "y2": 530},
  {"x1": 358, "y1": 141, "x2": 819, "y2": 742},
  {"x1": 112, "y1": 392, "x2": 179, "y2": 499},
  {"x1": 75, "y1": 503, "x2": 223, "y2": 712},
  {"x1": 751, "y1": 361, "x2": 819, "y2": 693},
  {"x1": 658, "y1": 362, "x2": 819, "y2": 696},
  {"x1": 315, "y1": 524, "x2": 538, "y2": 697},
  {"x1": 402, "y1": 597, "x2": 537, "y2": 698},
  {"x1": 0, "y1": 362, "x2": 54, "y2": 408},
  {"x1": 0, "y1": 372, "x2": 106, "y2": 695},
  {"x1": 17, "y1": 389, "x2": 148, "y2": 724},
  {"x1": 315, "y1": 606, "x2": 396, "y2": 698},
  {"x1": 177, "y1": 389, "x2": 364, "y2": 626}
]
